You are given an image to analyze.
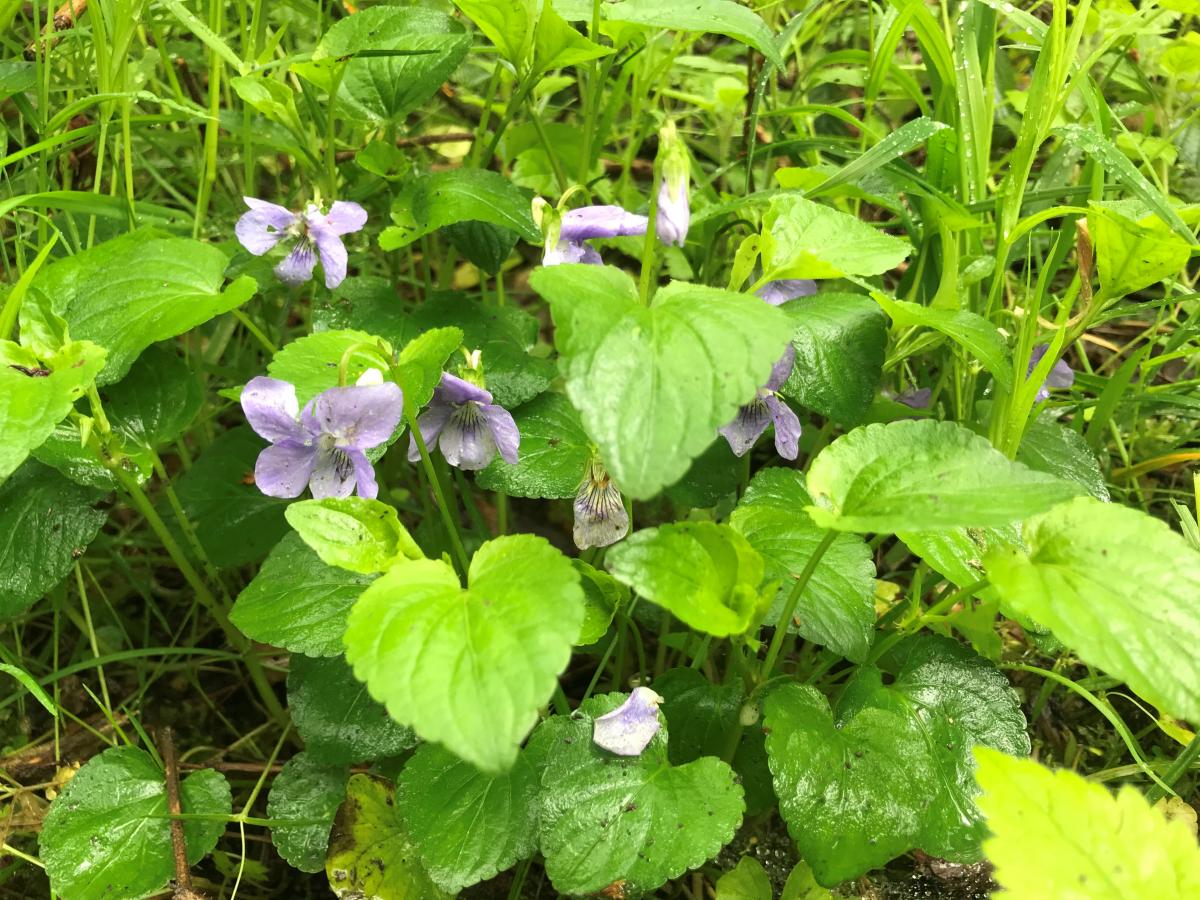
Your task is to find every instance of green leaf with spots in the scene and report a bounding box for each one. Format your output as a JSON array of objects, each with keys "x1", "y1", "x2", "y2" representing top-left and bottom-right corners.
[
  {"x1": 0, "y1": 461, "x2": 108, "y2": 619},
  {"x1": 476, "y1": 392, "x2": 591, "y2": 499},
  {"x1": 325, "y1": 774, "x2": 451, "y2": 899},
  {"x1": 529, "y1": 692, "x2": 744, "y2": 896},
  {"x1": 285, "y1": 497, "x2": 423, "y2": 575},
  {"x1": 805, "y1": 419, "x2": 1083, "y2": 533},
  {"x1": 287, "y1": 654, "x2": 417, "y2": 764},
  {"x1": 731, "y1": 468, "x2": 876, "y2": 661},
  {"x1": 267, "y1": 753, "x2": 348, "y2": 874},
  {"x1": 344, "y1": 534, "x2": 583, "y2": 772},
  {"x1": 606, "y1": 522, "x2": 766, "y2": 637},
  {"x1": 397, "y1": 744, "x2": 539, "y2": 893},
  {"x1": 231, "y1": 533, "x2": 374, "y2": 657},
  {"x1": 0, "y1": 338, "x2": 106, "y2": 483},
  {"x1": 40, "y1": 747, "x2": 230, "y2": 900},
  {"x1": 532, "y1": 266, "x2": 790, "y2": 499},
  {"x1": 26, "y1": 229, "x2": 256, "y2": 385},
  {"x1": 986, "y1": 496, "x2": 1200, "y2": 723}
]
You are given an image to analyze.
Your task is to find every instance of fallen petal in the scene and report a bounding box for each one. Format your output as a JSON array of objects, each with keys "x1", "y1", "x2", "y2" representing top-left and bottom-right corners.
[{"x1": 592, "y1": 687, "x2": 664, "y2": 756}]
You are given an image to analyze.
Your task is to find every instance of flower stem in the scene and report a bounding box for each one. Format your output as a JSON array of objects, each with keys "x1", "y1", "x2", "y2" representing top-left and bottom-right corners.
[
  {"x1": 1146, "y1": 732, "x2": 1200, "y2": 803},
  {"x1": 759, "y1": 529, "x2": 836, "y2": 683},
  {"x1": 405, "y1": 411, "x2": 471, "y2": 576}
]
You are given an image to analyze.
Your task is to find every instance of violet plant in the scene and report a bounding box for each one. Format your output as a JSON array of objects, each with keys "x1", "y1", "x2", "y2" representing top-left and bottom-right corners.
[{"x1": 5, "y1": 3, "x2": 1200, "y2": 900}]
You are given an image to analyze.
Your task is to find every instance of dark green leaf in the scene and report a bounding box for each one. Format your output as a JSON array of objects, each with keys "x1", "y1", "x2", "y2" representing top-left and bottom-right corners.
[
  {"x1": 267, "y1": 753, "x2": 348, "y2": 873},
  {"x1": 105, "y1": 344, "x2": 203, "y2": 451},
  {"x1": 476, "y1": 392, "x2": 591, "y2": 499},
  {"x1": 1017, "y1": 419, "x2": 1109, "y2": 500},
  {"x1": 380, "y1": 169, "x2": 539, "y2": 250}
]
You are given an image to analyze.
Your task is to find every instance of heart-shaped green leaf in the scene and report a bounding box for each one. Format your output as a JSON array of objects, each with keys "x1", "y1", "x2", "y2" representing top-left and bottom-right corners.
[
  {"x1": 397, "y1": 744, "x2": 539, "y2": 893},
  {"x1": 285, "y1": 497, "x2": 423, "y2": 574},
  {"x1": 761, "y1": 195, "x2": 911, "y2": 281},
  {"x1": 805, "y1": 419, "x2": 1084, "y2": 533},
  {"x1": 344, "y1": 534, "x2": 583, "y2": 771},
  {"x1": 763, "y1": 636, "x2": 1029, "y2": 886},
  {"x1": 267, "y1": 753, "x2": 348, "y2": 873},
  {"x1": 731, "y1": 468, "x2": 876, "y2": 661},
  {"x1": 529, "y1": 692, "x2": 745, "y2": 896},
  {"x1": 476, "y1": 392, "x2": 592, "y2": 499},
  {"x1": 267, "y1": 329, "x2": 394, "y2": 406},
  {"x1": 532, "y1": 265, "x2": 790, "y2": 499},
  {"x1": 606, "y1": 522, "x2": 765, "y2": 636}
]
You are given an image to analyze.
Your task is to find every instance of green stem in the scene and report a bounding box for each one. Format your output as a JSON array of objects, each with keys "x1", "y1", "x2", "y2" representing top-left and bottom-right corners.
[
  {"x1": 636, "y1": 168, "x2": 663, "y2": 305},
  {"x1": 109, "y1": 465, "x2": 287, "y2": 727},
  {"x1": 759, "y1": 530, "x2": 837, "y2": 682},
  {"x1": 1146, "y1": 732, "x2": 1200, "y2": 803},
  {"x1": 405, "y1": 411, "x2": 471, "y2": 575}
]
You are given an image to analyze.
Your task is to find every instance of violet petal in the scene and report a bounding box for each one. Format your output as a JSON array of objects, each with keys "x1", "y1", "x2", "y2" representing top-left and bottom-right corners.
[
  {"x1": 241, "y1": 376, "x2": 305, "y2": 444},
  {"x1": 756, "y1": 279, "x2": 817, "y2": 306},
  {"x1": 560, "y1": 205, "x2": 649, "y2": 241},
  {"x1": 349, "y1": 448, "x2": 379, "y2": 500},
  {"x1": 323, "y1": 200, "x2": 368, "y2": 236},
  {"x1": 305, "y1": 383, "x2": 405, "y2": 451},
  {"x1": 254, "y1": 441, "x2": 316, "y2": 499},
  {"x1": 592, "y1": 687, "x2": 664, "y2": 756},
  {"x1": 439, "y1": 403, "x2": 497, "y2": 470},
  {"x1": 543, "y1": 239, "x2": 604, "y2": 267},
  {"x1": 275, "y1": 240, "x2": 318, "y2": 285},
  {"x1": 720, "y1": 398, "x2": 772, "y2": 457},
  {"x1": 310, "y1": 220, "x2": 349, "y2": 289},
  {"x1": 897, "y1": 387, "x2": 932, "y2": 409},
  {"x1": 655, "y1": 177, "x2": 689, "y2": 247},
  {"x1": 765, "y1": 345, "x2": 796, "y2": 392},
  {"x1": 236, "y1": 198, "x2": 297, "y2": 256},
  {"x1": 573, "y1": 467, "x2": 629, "y2": 550},
  {"x1": 434, "y1": 371, "x2": 493, "y2": 406},
  {"x1": 308, "y1": 445, "x2": 358, "y2": 499},
  {"x1": 766, "y1": 395, "x2": 802, "y2": 461},
  {"x1": 407, "y1": 402, "x2": 454, "y2": 463},
  {"x1": 481, "y1": 403, "x2": 520, "y2": 465}
]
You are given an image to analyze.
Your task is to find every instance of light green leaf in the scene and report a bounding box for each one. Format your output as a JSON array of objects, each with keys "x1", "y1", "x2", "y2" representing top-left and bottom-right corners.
[
  {"x1": 1088, "y1": 199, "x2": 1193, "y2": 300},
  {"x1": 397, "y1": 744, "x2": 539, "y2": 893},
  {"x1": 40, "y1": 747, "x2": 231, "y2": 900},
  {"x1": 287, "y1": 654, "x2": 417, "y2": 764},
  {"x1": 0, "y1": 338, "x2": 106, "y2": 483},
  {"x1": 574, "y1": 559, "x2": 625, "y2": 645},
  {"x1": 731, "y1": 468, "x2": 876, "y2": 662},
  {"x1": 606, "y1": 522, "x2": 765, "y2": 637},
  {"x1": 393, "y1": 326, "x2": 463, "y2": 418},
  {"x1": 529, "y1": 692, "x2": 745, "y2": 896},
  {"x1": 285, "y1": 498, "x2": 422, "y2": 575},
  {"x1": 231, "y1": 533, "x2": 374, "y2": 657},
  {"x1": 454, "y1": 0, "x2": 537, "y2": 68},
  {"x1": 805, "y1": 419, "x2": 1084, "y2": 533},
  {"x1": 985, "y1": 496, "x2": 1200, "y2": 722},
  {"x1": 476, "y1": 392, "x2": 591, "y2": 499},
  {"x1": 326, "y1": 774, "x2": 451, "y2": 900},
  {"x1": 174, "y1": 426, "x2": 291, "y2": 568},
  {"x1": 231, "y1": 76, "x2": 301, "y2": 131},
  {"x1": 380, "y1": 169, "x2": 539, "y2": 251},
  {"x1": 532, "y1": 265, "x2": 790, "y2": 499},
  {"x1": 105, "y1": 344, "x2": 203, "y2": 451},
  {"x1": 267, "y1": 329, "x2": 393, "y2": 406},
  {"x1": 267, "y1": 753, "x2": 348, "y2": 874},
  {"x1": 0, "y1": 662, "x2": 56, "y2": 717},
  {"x1": 605, "y1": 0, "x2": 783, "y2": 69},
  {"x1": 26, "y1": 230, "x2": 256, "y2": 385},
  {"x1": 318, "y1": 8, "x2": 471, "y2": 124},
  {"x1": 716, "y1": 856, "x2": 772, "y2": 900},
  {"x1": 1017, "y1": 419, "x2": 1109, "y2": 500},
  {"x1": 781, "y1": 861, "x2": 833, "y2": 900},
  {"x1": 761, "y1": 195, "x2": 911, "y2": 281},
  {"x1": 764, "y1": 636, "x2": 1029, "y2": 886},
  {"x1": 0, "y1": 461, "x2": 108, "y2": 619},
  {"x1": 344, "y1": 534, "x2": 583, "y2": 772},
  {"x1": 975, "y1": 748, "x2": 1200, "y2": 900},
  {"x1": 779, "y1": 292, "x2": 887, "y2": 426},
  {"x1": 874, "y1": 294, "x2": 1013, "y2": 391},
  {"x1": 533, "y1": 1, "x2": 611, "y2": 74}
]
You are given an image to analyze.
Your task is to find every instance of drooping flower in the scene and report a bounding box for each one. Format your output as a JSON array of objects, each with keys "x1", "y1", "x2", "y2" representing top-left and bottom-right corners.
[
  {"x1": 720, "y1": 345, "x2": 802, "y2": 460},
  {"x1": 236, "y1": 198, "x2": 367, "y2": 289},
  {"x1": 756, "y1": 279, "x2": 817, "y2": 306},
  {"x1": 573, "y1": 456, "x2": 629, "y2": 550},
  {"x1": 593, "y1": 687, "x2": 664, "y2": 757},
  {"x1": 1028, "y1": 344, "x2": 1075, "y2": 402},
  {"x1": 541, "y1": 205, "x2": 648, "y2": 267},
  {"x1": 240, "y1": 375, "x2": 403, "y2": 500},
  {"x1": 654, "y1": 121, "x2": 690, "y2": 247},
  {"x1": 407, "y1": 371, "x2": 519, "y2": 470}
]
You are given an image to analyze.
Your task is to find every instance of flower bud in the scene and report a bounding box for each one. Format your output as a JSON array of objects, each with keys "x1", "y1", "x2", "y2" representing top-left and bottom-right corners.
[{"x1": 655, "y1": 121, "x2": 690, "y2": 247}]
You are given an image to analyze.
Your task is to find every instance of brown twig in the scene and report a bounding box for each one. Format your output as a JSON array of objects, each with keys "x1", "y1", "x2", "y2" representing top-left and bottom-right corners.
[
  {"x1": 159, "y1": 727, "x2": 205, "y2": 900},
  {"x1": 23, "y1": 0, "x2": 88, "y2": 60},
  {"x1": 334, "y1": 131, "x2": 476, "y2": 162}
]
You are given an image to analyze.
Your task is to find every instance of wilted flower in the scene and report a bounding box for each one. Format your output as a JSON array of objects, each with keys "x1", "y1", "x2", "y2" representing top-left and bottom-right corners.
[
  {"x1": 241, "y1": 375, "x2": 403, "y2": 499},
  {"x1": 573, "y1": 456, "x2": 629, "y2": 550},
  {"x1": 720, "y1": 345, "x2": 802, "y2": 459},
  {"x1": 236, "y1": 197, "x2": 367, "y2": 289},
  {"x1": 654, "y1": 121, "x2": 690, "y2": 247},
  {"x1": 541, "y1": 205, "x2": 648, "y2": 267},
  {"x1": 593, "y1": 687, "x2": 664, "y2": 756},
  {"x1": 408, "y1": 371, "x2": 519, "y2": 470},
  {"x1": 756, "y1": 279, "x2": 817, "y2": 306},
  {"x1": 1028, "y1": 344, "x2": 1075, "y2": 402}
]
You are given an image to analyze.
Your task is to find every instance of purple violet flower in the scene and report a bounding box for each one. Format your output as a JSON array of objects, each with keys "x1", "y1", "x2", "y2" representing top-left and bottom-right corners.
[
  {"x1": 897, "y1": 387, "x2": 932, "y2": 409},
  {"x1": 1028, "y1": 344, "x2": 1075, "y2": 402},
  {"x1": 756, "y1": 279, "x2": 817, "y2": 306},
  {"x1": 241, "y1": 375, "x2": 403, "y2": 500},
  {"x1": 542, "y1": 205, "x2": 648, "y2": 267},
  {"x1": 407, "y1": 372, "x2": 519, "y2": 471},
  {"x1": 236, "y1": 197, "x2": 367, "y2": 289},
  {"x1": 720, "y1": 345, "x2": 802, "y2": 460},
  {"x1": 573, "y1": 457, "x2": 629, "y2": 550},
  {"x1": 592, "y1": 687, "x2": 664, "y2": 757}
]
